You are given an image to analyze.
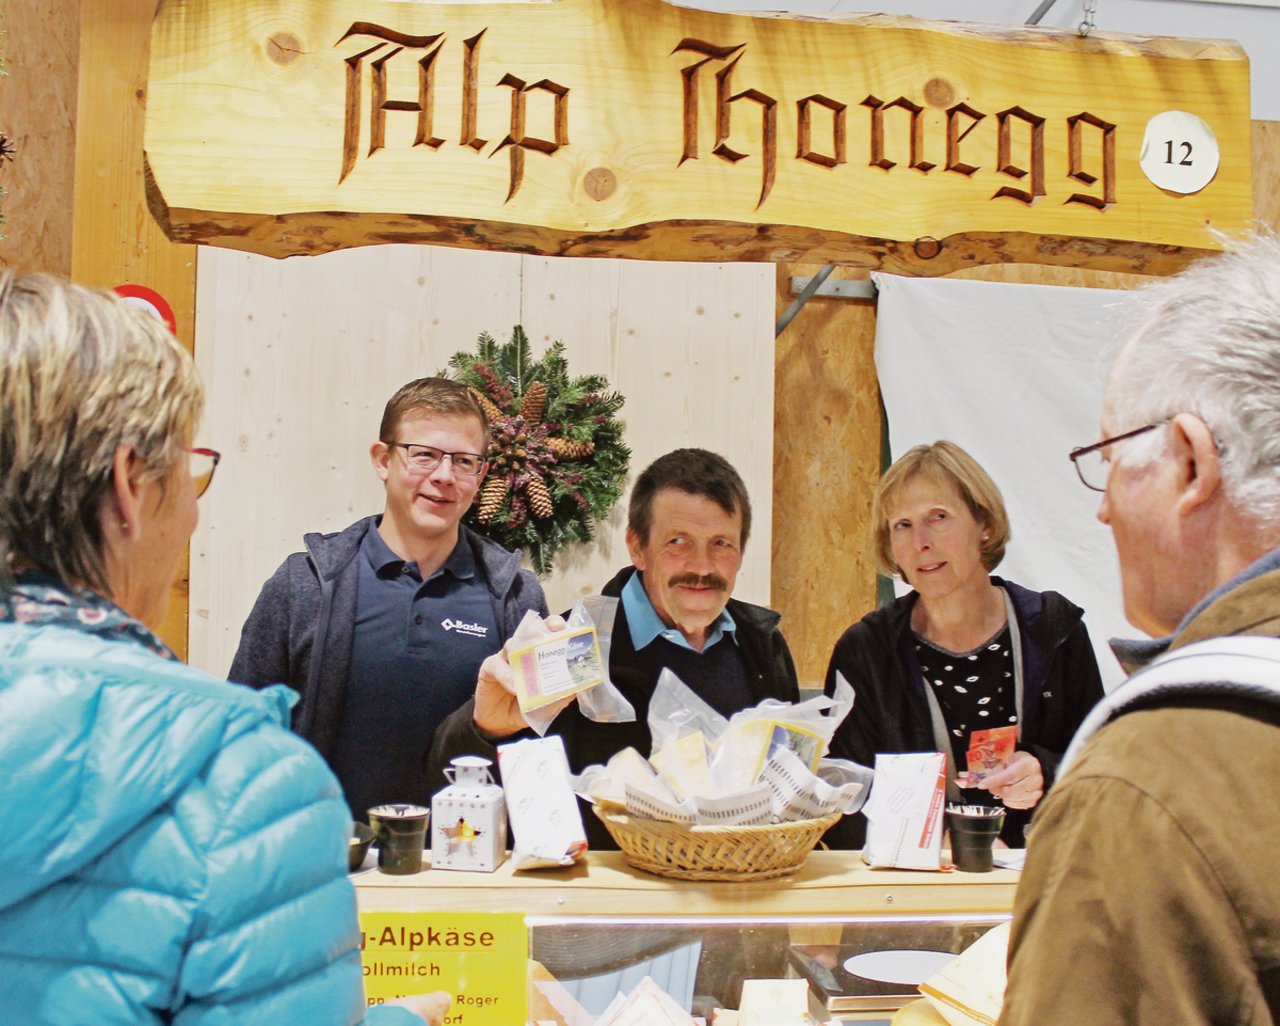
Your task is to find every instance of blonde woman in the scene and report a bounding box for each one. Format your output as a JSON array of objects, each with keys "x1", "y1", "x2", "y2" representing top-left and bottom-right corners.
[
  {"x1": 824, "y1": 441, "x2": 1104, "y2": 849},
  {"x1": 0, "y1": 273, "x2": 447, "y2": 1026}
]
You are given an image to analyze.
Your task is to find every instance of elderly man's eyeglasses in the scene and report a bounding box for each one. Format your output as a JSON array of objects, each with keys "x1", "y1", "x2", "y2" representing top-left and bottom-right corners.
[
  {"x1": 1068, "y1": 421, "x2": 1167, "y2": 492},
  {"x1": 388, "y1": 442, "x2": 488, "y2": 477},
  {"x1": 189, "y1": 447, "x2": 221, "y2": 498}
]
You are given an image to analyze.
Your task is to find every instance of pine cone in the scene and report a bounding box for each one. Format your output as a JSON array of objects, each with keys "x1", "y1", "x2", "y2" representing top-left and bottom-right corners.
[
  {"x1": 519, "y1": 380, "x2": 548, "y2": 424},
  {"x1": 547, "y1": 436, "x2": 595, "y2": 461},
  {"x1": 476, "y1": 475, "x2": 508, "y2": 523},
  {"x1": 526, "y1": 471, "x2": 554, "y2": 520},
  {"x1": 469, "y1": 387, "x2": 505, "y2": 425}
]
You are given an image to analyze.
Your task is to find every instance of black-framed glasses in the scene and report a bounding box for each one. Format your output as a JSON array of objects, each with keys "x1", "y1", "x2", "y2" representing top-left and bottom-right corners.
[
  {"x1": 189, "y1": 447, "x2": 221, "y2": 498},
  {"x1": 387, "y1": 442, "x2": 488, "y2": 477},
  {"x1": 1068, "y1": 420, "x2": 1168, "y2": 492}
]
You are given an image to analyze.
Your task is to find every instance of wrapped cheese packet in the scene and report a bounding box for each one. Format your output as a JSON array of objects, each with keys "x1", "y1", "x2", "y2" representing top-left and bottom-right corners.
[
  {"x1": 504, "y1": 598, "x2": 635, "y2": 735},
  {"x1": 573, "y1": 669, "x2": 869, "y2": 827}
]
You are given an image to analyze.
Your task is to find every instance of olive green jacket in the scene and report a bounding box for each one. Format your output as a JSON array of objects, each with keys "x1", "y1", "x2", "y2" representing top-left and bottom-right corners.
[{"x1": 1001, "y1": 559, "x2": 1280, "y2": 1026}]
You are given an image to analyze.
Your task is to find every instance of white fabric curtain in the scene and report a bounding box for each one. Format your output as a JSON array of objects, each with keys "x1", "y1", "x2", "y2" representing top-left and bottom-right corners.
[{"x1": 872, "y1": 272, "x2": 1132, "y2": 689}]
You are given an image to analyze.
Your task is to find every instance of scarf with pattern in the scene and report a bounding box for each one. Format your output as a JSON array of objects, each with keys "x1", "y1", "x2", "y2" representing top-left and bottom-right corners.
[{"x1": 0, "y1": 572, "x2": 176, "y2": 660}]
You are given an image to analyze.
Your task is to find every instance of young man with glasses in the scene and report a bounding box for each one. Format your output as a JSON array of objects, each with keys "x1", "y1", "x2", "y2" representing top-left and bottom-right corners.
[
  {"x1": 230, "y1": 377, "x2": 547, "y2": 821},
  {"x1": 1002, "y1": 235, "x2": 1280, "y2": 1026}
]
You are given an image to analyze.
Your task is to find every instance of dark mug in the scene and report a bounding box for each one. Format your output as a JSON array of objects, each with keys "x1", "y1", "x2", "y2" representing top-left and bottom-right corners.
[
  {"x1": 946, "y1": 809, "x2": 1005, "y2": 873},
  {"x1": 368, "y1": 803, "x2": 430, "y2": 875}
]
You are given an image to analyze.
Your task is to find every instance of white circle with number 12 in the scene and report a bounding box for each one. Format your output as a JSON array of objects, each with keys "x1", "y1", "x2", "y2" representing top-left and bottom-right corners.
[{"x1": 1139, "y1": 111, "x2": 1220, "y2": 195}]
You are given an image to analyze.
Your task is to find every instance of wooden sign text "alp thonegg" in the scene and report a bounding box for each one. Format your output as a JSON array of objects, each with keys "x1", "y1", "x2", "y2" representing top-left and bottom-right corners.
[{"x1": 144, "y1": 0, "x2": 1252, "y2": 274}]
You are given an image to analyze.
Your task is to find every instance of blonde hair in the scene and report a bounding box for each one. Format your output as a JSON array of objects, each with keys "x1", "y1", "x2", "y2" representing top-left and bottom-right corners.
[
  {"x1": 0, "y1": 272, "x2": 203, "y2": 595},
  {"x1": 870, "y1": 440, "x2": 1010, "y2": 578}
]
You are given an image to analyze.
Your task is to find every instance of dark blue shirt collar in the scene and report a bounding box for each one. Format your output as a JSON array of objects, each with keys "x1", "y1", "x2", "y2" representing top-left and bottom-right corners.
[{"x1": 362, "y1": 518, "x2": 475, "y2": 581}]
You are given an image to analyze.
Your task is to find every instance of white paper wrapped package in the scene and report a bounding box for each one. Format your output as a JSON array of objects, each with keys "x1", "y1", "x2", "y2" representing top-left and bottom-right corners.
[
  {"x1": 861, "y1": 751, "x2": 948, "y2": 870},
  {"x1": 497, "y1": 734, "x2": 588, "y2": 868}
]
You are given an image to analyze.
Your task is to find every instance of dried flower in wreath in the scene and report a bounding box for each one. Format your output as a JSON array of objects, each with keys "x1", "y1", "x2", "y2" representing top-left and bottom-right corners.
[{"x1": 443, "y1": 326, "x2": 629, "y2": 575}]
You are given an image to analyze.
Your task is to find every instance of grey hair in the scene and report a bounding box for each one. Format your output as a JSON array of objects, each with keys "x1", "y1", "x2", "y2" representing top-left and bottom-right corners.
[
  {"x1": 0, "y1": 272, "x2": 203, "y2": 596},
  {"x1": 1104, "y1": 232, "x2": 1280, "y2": 528}
]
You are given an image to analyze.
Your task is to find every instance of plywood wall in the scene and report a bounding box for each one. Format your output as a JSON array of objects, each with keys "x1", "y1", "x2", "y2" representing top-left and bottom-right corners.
[
  {"x1": 771, "y1": 264, "x2": 882, "y2": 686},
  {"x1": 0, "y1": 0, "x2": 80, "y2": 274},
  {"x1": 189, "y1": 247, "x2": 775, "y2": 677}
]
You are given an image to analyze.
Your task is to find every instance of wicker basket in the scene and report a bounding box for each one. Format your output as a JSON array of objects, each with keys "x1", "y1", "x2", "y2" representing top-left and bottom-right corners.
[{"x1": 593, "y1": 807, "x2": 841, "y2": 881}]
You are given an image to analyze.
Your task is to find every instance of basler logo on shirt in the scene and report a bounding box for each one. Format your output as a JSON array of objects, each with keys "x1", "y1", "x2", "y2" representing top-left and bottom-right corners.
[{"x1": 441, "y1": 618, "x2": 489, "y2": 639}]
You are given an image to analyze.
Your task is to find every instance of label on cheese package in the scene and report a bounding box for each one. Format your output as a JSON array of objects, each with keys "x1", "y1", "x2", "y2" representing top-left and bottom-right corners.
[{"x1": 509, "y1": 625, "x2": 605, "y2": 712}]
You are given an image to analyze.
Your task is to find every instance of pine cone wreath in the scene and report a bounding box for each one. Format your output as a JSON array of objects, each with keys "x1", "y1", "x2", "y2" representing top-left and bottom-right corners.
[
  {"x1": 469, "y1": 387, "x2": 505, "y2": 426},
  {"x1": 547, "y1": 437, "x2": 595, "y2": 460},
  {"x1": 443, "y1": 326, "x2": 629, "y2": 574},
  {"x1": 519, "y1": 380, "x2": 548, "y2": 423},
  {"x1": 476, "y1": 476, "x2": 508, "y2": 523},
  {"x1": 526, "y1": 471, "x2": 554, "y2": 520}
]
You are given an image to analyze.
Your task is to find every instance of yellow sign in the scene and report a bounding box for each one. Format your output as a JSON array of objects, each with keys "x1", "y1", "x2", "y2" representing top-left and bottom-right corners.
[
  {"x1": 358, "y1": 911, "x2": 527, "y2": 1026},
  {"x1": 145, "y1": 0, "x2": 1252, "y2": 272}
]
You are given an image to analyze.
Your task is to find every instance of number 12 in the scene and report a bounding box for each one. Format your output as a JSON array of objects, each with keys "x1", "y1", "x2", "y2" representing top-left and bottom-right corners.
[{"x1": 1164, "y1": 140, "x2": 1193, "y2": 166}]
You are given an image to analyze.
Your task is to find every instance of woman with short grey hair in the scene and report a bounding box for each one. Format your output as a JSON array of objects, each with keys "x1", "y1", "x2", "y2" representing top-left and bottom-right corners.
[{"x1": 0, "y1": 272, "x2": 446, "y2": 1026}]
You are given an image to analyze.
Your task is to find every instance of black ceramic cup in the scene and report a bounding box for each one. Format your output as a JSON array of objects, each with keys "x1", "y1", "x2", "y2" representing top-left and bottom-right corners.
[
  {"x1": 946, "y1": 809, "x2": 1005, "y2": 873},
  {"x1": 368, "y1": 803, "x2": 430, "y2": 875}
]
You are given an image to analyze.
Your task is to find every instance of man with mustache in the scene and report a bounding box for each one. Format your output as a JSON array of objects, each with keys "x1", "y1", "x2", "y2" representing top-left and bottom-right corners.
[{"x1": 432, "y1": 447, "x2": 799, "y2": 849}]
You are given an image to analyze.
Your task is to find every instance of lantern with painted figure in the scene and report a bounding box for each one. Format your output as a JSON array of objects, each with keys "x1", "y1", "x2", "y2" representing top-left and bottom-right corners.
[{"x1": 431, "y1": 755, "x2": 508, "y2": 872}]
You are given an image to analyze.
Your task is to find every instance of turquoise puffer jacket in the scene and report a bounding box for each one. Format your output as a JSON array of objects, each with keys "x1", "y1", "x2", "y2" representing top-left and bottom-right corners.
[{"x1": 0, "y1": 621, "x2": 419, "y2": 1026}]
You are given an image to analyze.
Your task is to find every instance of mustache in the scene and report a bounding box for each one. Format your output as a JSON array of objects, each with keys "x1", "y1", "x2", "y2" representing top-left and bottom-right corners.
[{"x1": 668, "y1": 573, "x2": 729, "y2": 591}]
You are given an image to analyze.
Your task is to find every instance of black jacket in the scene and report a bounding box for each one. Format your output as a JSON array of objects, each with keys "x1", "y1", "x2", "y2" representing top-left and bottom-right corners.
[
  {"x1": 429, "y1": 565, "x2": 800, "y2": 850},
  {"x1": 822, "y1": 576, "x2": 1104, "y2": 848}
]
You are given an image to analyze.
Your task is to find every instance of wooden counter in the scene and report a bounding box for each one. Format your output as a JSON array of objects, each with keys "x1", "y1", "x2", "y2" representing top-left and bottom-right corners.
[{"x1": 355, "y1": 851, "x2": 1019, "y2": 919}]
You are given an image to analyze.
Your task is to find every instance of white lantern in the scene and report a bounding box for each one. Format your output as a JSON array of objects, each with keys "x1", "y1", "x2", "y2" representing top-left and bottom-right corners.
[{"x1": 430, "y1": 755, "x2": 507, "y2": 872}]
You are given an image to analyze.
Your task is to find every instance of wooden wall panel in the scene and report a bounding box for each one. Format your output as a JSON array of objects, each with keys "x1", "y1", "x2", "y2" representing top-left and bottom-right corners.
[
  {"x1": 0, "y1": 0, "x2": 80, "y2": 275},
  {"x1": 772, "y1": 265, "x2": 881, "y2": 686},
  {"x1": 189, "y1": 247, "x2": 774, "y2": 678},
  {"x1": 518, "y1": 257, "x2": 776, "y2": 610},
  {"x1": 1255, "y1": 121, "x2": 1280, "y2": 231},
  {"x1": 70, "y1": 0, "x2": 198, "y2": 656},
  {"x1": 189, "y1": 244, "x2": 523, "y2": 673}
]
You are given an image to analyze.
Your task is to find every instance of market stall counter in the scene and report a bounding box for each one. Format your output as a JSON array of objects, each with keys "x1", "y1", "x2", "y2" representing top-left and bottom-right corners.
[{"x1": 354, "y1": 851, "x2": 1017, "y2": 1024}]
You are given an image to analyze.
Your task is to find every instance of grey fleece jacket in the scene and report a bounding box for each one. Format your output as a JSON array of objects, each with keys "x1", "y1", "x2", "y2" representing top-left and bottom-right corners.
[{"x1": 228, "y1": 516, "x2": 547, "y2": 762}]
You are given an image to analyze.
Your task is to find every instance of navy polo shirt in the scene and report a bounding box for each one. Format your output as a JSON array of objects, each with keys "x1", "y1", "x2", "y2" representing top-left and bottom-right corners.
[{"x1": 329, "y1": 521, "x2": 499, "y2": 820}]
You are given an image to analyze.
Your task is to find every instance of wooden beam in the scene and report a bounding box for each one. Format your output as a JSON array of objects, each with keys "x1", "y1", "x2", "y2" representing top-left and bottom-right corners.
[{"x1": 73, "y1": 0, "x2": 199, "y2": 657}]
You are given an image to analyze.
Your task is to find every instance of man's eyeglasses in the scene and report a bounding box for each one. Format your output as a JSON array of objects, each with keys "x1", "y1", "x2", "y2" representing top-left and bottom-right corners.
[
  {"x1": 1068, "y1": 421, "x2": 1168, "y2": 492},
  {"x1": 189, "y1": 447, "x2": 221, "y2": 498},
  {"x1": 387, "y1": 442, "x2": 488, "y2": 477}
]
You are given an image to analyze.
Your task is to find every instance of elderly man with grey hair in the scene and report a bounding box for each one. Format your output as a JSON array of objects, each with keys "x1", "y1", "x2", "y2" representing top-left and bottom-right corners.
[{"x1": 1001, "y1": 235, "x2": 1280, "y2": 1026}]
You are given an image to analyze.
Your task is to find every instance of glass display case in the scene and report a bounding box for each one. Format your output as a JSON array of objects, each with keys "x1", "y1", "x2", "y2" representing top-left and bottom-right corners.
[{"x1": 354, "y1": 851, "x2": 1017, "y2": 1025}]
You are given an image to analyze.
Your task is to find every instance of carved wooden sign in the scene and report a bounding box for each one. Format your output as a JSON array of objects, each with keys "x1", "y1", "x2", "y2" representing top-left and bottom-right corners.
[{"x1": 145, "y1": 0, "x2": 1252, "y2": 273}]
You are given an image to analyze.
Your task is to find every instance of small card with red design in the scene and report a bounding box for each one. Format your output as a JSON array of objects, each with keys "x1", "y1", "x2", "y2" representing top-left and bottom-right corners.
[{"x1": 957, "y1": 725, "x2": 1017, "y2": 788}]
